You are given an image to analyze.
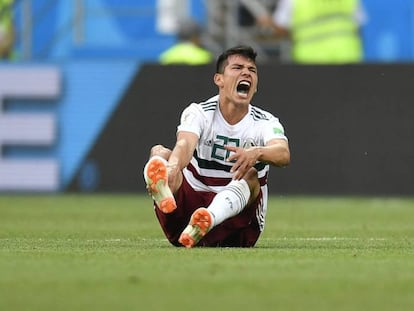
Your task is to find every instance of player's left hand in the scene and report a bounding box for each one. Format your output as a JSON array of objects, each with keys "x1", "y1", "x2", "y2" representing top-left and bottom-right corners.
[{"x1": 225, "y1": 145, "x2": 260, "y2": 180}]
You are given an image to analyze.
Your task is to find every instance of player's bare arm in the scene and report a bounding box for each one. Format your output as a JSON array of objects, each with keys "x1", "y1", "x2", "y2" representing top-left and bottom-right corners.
[
  {"x1": 167, "y1": 131, "x2": 199, "y2": 192},
  {"x1": 225, "y1": 139, "x2": 290, "y2": 180},
  {"x1": 258, "y1": 139, "x2": 290, "y2": 167}
]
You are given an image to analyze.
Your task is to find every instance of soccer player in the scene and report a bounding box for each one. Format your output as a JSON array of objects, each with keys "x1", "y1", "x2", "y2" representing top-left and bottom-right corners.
[{"x1": 143, "y1": 45, "x2": 290, "y2": 248}]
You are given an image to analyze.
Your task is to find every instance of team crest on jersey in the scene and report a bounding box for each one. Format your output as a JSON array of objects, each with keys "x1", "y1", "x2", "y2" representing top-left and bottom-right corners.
[{"x1": 242, "y1": 138, "x2": 256, "y2": 149}]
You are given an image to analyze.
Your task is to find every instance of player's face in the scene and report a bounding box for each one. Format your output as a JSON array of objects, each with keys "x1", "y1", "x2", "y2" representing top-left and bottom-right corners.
[{"x1": 214, "y1": 54, "x2": 258, "y2": 105}]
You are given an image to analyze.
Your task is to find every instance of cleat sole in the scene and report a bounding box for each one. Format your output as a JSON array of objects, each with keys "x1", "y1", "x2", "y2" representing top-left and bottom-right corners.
[
  {"x1": 178, "y1": 208, "x2": 212, "y2": 248},
  {"x1": 143, "y1": 156, "x2": 177, "y2": 213}
]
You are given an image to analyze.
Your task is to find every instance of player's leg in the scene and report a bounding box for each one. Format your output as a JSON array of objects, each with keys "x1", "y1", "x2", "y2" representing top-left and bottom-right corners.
[
  {"x1": 199, "y1": 189, "x2": 263, "y2": 247},
  {"x1": 155, "y1": 175, "x2": 215, "y2": 246},
  {"x1": 208, "y1": 168, "x2": 261, "y2": 224},
  {"x1": 178, "y1": 168, "x2": 261, "y2": 248},
  {"x1": 143, "y1": 145, "x2": 177, "y2": 213}
]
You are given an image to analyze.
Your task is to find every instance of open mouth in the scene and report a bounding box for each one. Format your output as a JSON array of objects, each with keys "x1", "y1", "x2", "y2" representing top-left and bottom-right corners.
[{"x1": 236, "y1": 80, "x2": 251, "y2": 97}]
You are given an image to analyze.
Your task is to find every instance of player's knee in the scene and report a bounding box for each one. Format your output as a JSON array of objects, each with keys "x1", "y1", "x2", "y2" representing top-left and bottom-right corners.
[
  {"x1": 243, "y1": 168, "x2": 260, "y2": 200},
  {"x1": 150, "y1": 144, "x2": 171, "y2": 159},
  {"x1": 244, "y1": 168, "x2": 259, "y2": 183}
]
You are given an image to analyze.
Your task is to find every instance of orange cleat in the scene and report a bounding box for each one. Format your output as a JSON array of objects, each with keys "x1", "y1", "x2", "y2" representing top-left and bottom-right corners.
[
  {"x1": 143, "y1": 156, "x2": 177, "y2": 213},
  {"x1": 178, "y1": 208, "x2": 213, "y2": 248}
]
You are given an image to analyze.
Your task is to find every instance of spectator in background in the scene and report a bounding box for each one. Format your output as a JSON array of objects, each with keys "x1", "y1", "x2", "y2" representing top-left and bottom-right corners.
[
  {"x1": 238, "y1": 0, "x2": 277, "y2": 31},
  {"x1": 159, "y1": 18, "x2": 214, "y2": 65},
  {"x1": 0, "y1": 0, "x2": 15, "y2": 60},
  {"x1": 272, "y1": 0, "x2": 366, "y2": 64}
]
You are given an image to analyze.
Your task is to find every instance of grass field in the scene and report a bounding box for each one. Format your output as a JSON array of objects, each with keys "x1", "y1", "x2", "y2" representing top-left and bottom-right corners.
[{"x1": 1, "y1": 194, "x2": 413, "y2": 311}]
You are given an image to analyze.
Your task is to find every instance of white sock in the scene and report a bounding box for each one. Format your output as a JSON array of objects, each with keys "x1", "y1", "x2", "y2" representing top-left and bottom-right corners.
[{"x1": 207, "y1": 179, "x2": 251, "y2": 227}]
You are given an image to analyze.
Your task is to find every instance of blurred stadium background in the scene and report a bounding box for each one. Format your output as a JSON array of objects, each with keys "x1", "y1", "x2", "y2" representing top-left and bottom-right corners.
[{"x1": 0, "y1": 0, "x2": 413, "y2": 195}]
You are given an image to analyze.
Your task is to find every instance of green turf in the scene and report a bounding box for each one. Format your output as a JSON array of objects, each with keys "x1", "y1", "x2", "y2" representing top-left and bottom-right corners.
[{"x1": 1, "y1": 195, "x2": 413, "y2": 311}]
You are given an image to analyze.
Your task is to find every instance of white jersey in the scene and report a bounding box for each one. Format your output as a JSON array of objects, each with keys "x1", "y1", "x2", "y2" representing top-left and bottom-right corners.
[{"x1": 177, "y1": 95, "x2": 288, "y2": 230}]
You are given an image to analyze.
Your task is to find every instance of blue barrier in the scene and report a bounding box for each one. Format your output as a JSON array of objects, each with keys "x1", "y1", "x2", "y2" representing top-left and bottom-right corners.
[
  {"x1": 0, "y1": 60, "x2": 139, "y2": 191},
  {"x1": 362, "y1": 0, "x2": 414, "y2": 62}
]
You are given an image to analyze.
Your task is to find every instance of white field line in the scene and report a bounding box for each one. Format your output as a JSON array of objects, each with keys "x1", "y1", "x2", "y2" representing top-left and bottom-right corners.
[
  {"x1": 263, "y1": 237, "x2": 387, "y2": 242},
  {"x1": 94, "y1": 237, "x2": 389, "y2": 243},
  {"x1": 0, "y1": 237, "x2": 389, "y2": 243}
]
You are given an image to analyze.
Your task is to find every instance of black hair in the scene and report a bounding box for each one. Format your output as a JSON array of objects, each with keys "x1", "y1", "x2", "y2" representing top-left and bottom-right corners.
[{"x1": 215, "y1": 46, "x2": 257, "y2": 73}]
